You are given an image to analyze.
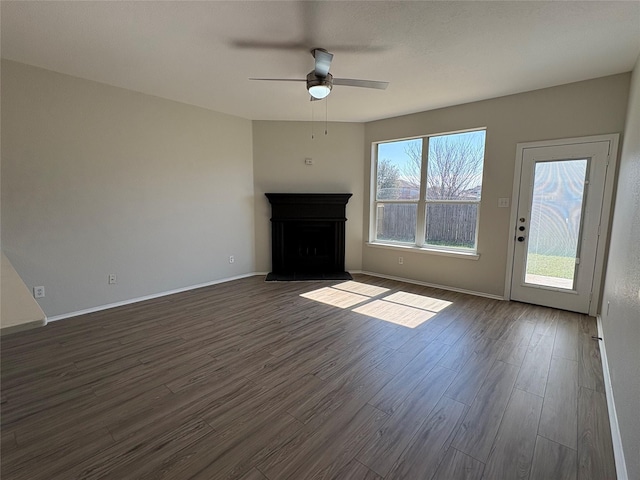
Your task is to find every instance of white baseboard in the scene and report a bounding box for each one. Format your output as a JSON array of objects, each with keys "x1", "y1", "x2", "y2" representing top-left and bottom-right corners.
[
  {"x1": 45, "y1": 270, "x2": 501, "y2": 323},
  {"x1": 46, "y1": 272, "x2": 261, "y2": 323},
  {"x1": 596, "y1": 315, "x2": 628, "y2": 480},
  {"x1": 357, "y1": 270, "x2": 505, "y2": 301}
]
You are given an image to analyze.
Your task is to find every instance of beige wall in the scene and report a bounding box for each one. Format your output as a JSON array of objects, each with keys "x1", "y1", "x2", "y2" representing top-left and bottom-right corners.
[
  {"x1": 601, "y1": 56, "x2": 640, "y2": 480},
  {"x1": 363, "y1": 74, "x2": 631, "y2": 296},
  {"x1": 2, "y1": 58, "x2": 637, "y2": 475},
  {"x1": 1, "y1": 60, "x2": 255, "y2": 318},
  {"x1": 252, "y1": 121, "x2": 365, "y2": 273}
]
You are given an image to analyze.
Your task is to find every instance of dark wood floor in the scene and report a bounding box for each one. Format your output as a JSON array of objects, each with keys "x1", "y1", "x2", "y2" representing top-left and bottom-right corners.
[{"x1": 1, "y1": 274, "x2": 617, "y2": 480}]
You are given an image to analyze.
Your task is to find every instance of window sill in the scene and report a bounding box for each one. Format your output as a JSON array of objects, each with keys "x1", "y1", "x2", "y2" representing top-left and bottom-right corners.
[{"x1": 365, "y1": 242, "x2": 480, "y2": 260}]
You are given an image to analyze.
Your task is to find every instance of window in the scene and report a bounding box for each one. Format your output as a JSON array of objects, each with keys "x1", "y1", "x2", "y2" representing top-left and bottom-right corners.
[{"x1": 372, "y1": 129, "x2": 486, "y2": 253}]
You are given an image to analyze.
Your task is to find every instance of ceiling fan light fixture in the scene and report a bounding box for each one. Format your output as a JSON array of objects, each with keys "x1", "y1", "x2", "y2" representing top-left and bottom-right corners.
[
  {"x1": 308, "y1": 84, "x2": 331, "y2": 99},
  {"x1": 307, "y1": 72, "x2": 333, "y2": 99}
]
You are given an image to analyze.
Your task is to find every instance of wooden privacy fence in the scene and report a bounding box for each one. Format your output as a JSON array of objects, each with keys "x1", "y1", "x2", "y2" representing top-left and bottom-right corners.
[{"x1": 377, "y1": 203, "x2": 477, "y2": 247}]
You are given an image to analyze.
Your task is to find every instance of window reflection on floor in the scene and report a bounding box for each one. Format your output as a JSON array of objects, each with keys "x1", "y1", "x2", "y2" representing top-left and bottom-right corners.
[{"x1": 300, "y1": 281, "x2": 452, "y2": 328}]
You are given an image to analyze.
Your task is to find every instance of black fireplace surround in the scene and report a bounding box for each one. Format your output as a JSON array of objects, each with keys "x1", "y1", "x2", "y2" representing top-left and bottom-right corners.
[{"x1": 265, "y1": 193, "x2": 353, "y2": 281}]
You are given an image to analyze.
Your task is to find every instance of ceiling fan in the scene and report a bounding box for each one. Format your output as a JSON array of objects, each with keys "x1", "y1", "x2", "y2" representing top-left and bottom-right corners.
[{"x1": 249, "y1": 48, "x2": 389, "y2": 100}]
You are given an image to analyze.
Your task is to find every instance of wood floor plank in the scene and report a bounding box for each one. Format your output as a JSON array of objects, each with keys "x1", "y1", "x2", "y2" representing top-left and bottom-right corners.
[
  {"x1": 375, "y1": 341, "x2": 428, "y2": 375},
  {"x1": 578, "y1": 314, "x2": 597, "y2": 337},
  {"x1": 4, "y1": 355, "x2": 141, "y2": 405},
  {"x1": 379, "y1": 324, "x2": 423, "y2": 349},
  {"x1": 0, "y1": 430, "x2": 18, "y2": 457},
  {"x1": 368, "y1": 341, "x2": 449, "y2": 414},
  {"x1": 533, "y1": 308, "x2": 559, "y2": 337},
  {"x1": 578, "y1": 387, "x2": 617, "y2": 480},
  {"x1": 258, "y1": 403, "x2": 388, "y2": 480},
  {"x1": 481, "y1": 300, "x2": 522, "y2": 341},
  {"x1": 529, "y1": 435, "x2": 577, "y2": 480},
  {"x1": 313, "y1": 341, "x2": 393, "y2": 383},
  {"x1": 1, "y1": 361, "x2": 79, "y2": 391},
  {"x1": 395, "y1": 332, "x2": 433, "y2": 355},
  {"x1": 434, "y1": 312, "x2": 477, "y2": 346},
  {"x1": 431, "y1": 448, "x2": 485, "y2": 480},
  {"x1": 496, "y1": 318, "x2": 535, "y2": 366},
  {"x1": 239, "y1": 468, "x2": 270, "y2": 480},
  {"x1": 578, "y1": 333, "x2": 605, "y2": 393},
  {"x1": 481, "y1": 388, "x2": 543, "y2": 480},
  {"x1": 539, "y1": 356, "x2": 579, "y2": 449},
  {"x1": 108, "y1": 376, "x2": 261, "y2": 441},
  {"x1": 246, "y1": 347, "x2": 338, "y2": 388},
  {"x1": 84, "y1": 418, "x2": 212, "y2": 480},
  {"x1": 259, "y1": 375, "x2": 390, "y2": 479},
  {"x1": 444, "y1": 338, "x2": 503, "y2": 405},
  {"x1": 356, "y1": 365, "x2": 457, "y2": 477},
  {"x1": 438, "y1": 333, "x2": 494, "y2": 372},
  {"x1": 1, "y1": 427, "x2": 115, "y2": 480},
  {"x1": 451, "y1": 360, "x2": 520, "y2": 462},
  {"x1": 332, "y1": 459, "x2": 383, "y2": 480},
  {"x1": 137, "y1": 402, "x2": 293, "y2": 479},
  {"x1": 153, "y1": 410, "x2": 304, "y2": 480},
  {"x1": 0, "y1": 274, "x2": 616, "y2": 480},
  {"x1": 91, "y1": 351, "x2": 216, "y2": 396},
  {"x1": 553, "y1": 311, "x2": 580, "y2": 361},
  {"x1": 14, "y1": 384, "x2": 171, "y2": 446},
  {"x1": 514, "y1": 332, "x2": 554, "y2": 397},
  {"x1": 287, "y1": 365, "x2": 392, "y2": 428},
  {"x1": 386, "y1": 395, "x2": 468, "y2": 480},
  {"x1": 202, "y1": 373, "x2": 324, "y2": 431},
  {"x1": 1, "y1": 385, "x2": 96, "y2": 427}
]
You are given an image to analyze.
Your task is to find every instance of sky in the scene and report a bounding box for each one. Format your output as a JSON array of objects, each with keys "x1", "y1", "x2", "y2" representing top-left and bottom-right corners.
[{"x1": 377, "y1": 130, "x2": 486, "y2": 177}]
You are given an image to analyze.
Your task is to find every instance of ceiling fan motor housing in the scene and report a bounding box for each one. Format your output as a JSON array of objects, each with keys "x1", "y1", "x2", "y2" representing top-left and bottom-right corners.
[{"x1": 307, "y1": 71, "x2": 333, "y2": 97}]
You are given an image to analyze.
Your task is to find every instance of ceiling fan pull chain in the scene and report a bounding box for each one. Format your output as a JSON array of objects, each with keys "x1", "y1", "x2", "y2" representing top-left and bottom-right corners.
[
  {"x1": 325, "y1": 97, "x2": 328, "y2": 136},
  {"x1": 311, "y1": 102, "x2": 315, "y2": 139}
]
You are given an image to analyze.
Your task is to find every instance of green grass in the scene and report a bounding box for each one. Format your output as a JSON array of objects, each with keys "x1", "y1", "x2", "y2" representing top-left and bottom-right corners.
[{"x1": 526, "y1": 253, "x2": 575, "y2": 279}]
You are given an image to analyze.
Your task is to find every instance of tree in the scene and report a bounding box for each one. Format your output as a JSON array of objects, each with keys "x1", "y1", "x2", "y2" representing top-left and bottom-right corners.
[
  {"x1": 376, "y1": 158, "x2": 401, "y2": 199},
  {"x1": 403, "y1": 134, "x2": 484, "y2": 199}
]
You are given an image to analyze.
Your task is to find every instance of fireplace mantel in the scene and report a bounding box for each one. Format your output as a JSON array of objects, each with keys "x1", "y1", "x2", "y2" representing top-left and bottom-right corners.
[{"x1": 265, "y1": 193, "x2": 352, "y2": 281}]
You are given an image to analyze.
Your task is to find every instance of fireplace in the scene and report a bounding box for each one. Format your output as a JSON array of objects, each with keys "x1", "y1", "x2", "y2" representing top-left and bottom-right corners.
[{"x1": 265, "y1": 193, "x2": 353, "y2": 281}]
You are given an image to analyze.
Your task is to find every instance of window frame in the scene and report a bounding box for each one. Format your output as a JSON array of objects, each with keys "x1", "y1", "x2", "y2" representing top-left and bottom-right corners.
[{"x1": 370, "y1": 128, "x2": 486, "y2": 256}]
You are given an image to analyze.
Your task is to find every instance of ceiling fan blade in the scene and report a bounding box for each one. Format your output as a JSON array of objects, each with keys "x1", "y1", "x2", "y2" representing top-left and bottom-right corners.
[
  {"x1": 333, "y1": 78, "x2": 389, "y2": 90},
  {"x1": 249, "y1": 78, "x2": 306, "y2": 82},
  {"x1": 232, "y1": 39, "x2": 387, "y2": 54},
  {"x1": 232, "y1": 40, "x2": 310, "y2": 50},
  {"x1": 313, "y1": 49, "x2": 333, "y2": 77}
]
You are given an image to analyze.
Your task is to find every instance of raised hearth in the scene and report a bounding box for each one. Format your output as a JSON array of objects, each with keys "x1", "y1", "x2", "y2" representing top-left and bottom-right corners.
[{"x1": 265, "y1": 193, "x2": 352, "y2": 281}]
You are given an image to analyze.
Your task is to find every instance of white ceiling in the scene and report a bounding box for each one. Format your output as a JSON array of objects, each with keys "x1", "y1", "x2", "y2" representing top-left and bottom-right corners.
[{"x1": 2, "y1": 1, "x2": 639, "y2": 122}]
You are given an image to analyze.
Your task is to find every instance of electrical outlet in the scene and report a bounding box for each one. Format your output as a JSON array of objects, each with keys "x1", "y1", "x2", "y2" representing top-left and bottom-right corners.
[
  {"x1": 304, "y1": 157, "x2": 313, "y2": 165},
  {"x1": 108, "y1": 274, "x2": 117, "y2": 284},
  {"x1": 33, "y1": 286, "x2": 45, "y2": 299},
  {"x1": 229, "y1": 255, "x2": 235, "y2": 264},
  {"x1": 498, "y1": 197, "x2": 510, "y2": 208},
  {"x1": 398, "y1": 257, "x2": 404, "y2": 265}
]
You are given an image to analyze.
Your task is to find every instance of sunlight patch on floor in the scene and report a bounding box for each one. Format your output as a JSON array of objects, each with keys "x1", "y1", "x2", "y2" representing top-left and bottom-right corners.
[
  {"x1": 383, "y1": 291, "x2": 452, "y2": 312},
  {"x1": 331, "y1": 281, "x2": 390, "y2": 297},
  {"x1": 300, "y1": 281, "x2": 453, "y2": 328},
  {"x1": 300, "y1": 286, "x2": 370, "y2": 309},
  {"x1": 353, "y1": 300, "x2": 436, "y2": 328}
]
